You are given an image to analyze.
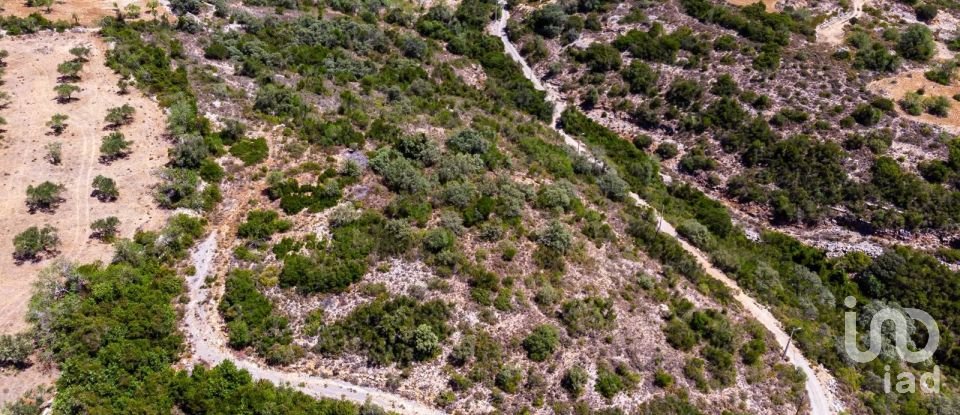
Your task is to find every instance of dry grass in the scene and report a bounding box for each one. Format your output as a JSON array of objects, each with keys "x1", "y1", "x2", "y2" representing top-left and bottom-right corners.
[{"x1": 0, "y1": 31, "x2": 169, "y2": 334}]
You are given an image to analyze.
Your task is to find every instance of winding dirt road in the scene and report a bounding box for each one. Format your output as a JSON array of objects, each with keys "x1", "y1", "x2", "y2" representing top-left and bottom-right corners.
[
  {"x1": 489, "y1": 3, "x2": 843, "y2": 414},
  {"x1": 182, "y1": 231, "x2": 445, "y2": 415}
]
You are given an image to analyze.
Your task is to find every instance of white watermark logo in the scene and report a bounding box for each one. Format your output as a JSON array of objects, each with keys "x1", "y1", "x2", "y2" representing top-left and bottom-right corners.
[{"x1": 843, "y1": 296, "x2": 943, "y2": 394}]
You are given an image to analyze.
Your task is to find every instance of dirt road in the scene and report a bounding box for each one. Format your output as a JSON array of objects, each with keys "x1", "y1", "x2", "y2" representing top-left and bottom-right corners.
[
  {"x1": 817, "y1": 0, "x2": 867, "y2": 45},
  {"x1": 490, "y1": 4, "x2": 843, "y2": 414},
  {"x1": 182, "y1": 232, "x2": 445, "y2": 415}
]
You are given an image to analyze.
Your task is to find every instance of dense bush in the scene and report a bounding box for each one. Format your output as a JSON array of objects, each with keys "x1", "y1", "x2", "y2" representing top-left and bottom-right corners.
[
  {"x1": 237, "y1": 209, "x2": 291, "y2": 242},
  {"x1": 898, "y1": 24, "x2": 936, "y2": 62},
  {"x1": 522, "y1": 324, "x2": 560, "y2": 361},
  {"x1": 220, "y1": 269, "x2": 295, "y2": 357},
  {"x1": 315, "y1": 296, "x2": 450, "y2": 365},
  {"x1": 560, "y1": 297, "x2": 616, "y2": 336},
  {"x1": 25, "y1": 181, "x2": 66, "y2": 212},
  {"x1": 229, "y1": 137, "x2": 269, "y2": 165}
]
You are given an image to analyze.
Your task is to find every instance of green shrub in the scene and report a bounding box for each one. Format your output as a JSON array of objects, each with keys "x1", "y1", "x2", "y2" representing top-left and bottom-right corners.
[
  {"x1": 562, "y1": 365, "x2": 588, "y2": 397},
  {"x1": 237, "y1": 210, "x2": 292, "y2": 242},
  {"x1": 315, "y1": 296, "x2": 450, "y2": 365},
  {"x1": 229, "y1": 137, "x2": 269, "y2": 165},
  {"x1": 522, "y1": 324, "x2": 560, "y2": 362},
  {"x1": 25, "y1": 181, "x2": 65, "y2": 212},
  {"x1": 13, "y1": 225, "x2": 59, "y2": 261}
]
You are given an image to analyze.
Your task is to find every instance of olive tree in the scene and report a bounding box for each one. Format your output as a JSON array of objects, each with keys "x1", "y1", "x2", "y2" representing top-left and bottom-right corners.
[
  {"x1": 99, "y1": 132, "x2": 132, "y2": 162},
  {"x1": 45, "y1": 142, "x2": 62, "y2": 165},
  {"x1": 68, "y1": 45, "x2": 90, "y2": 62},
  {"x1": 90, "y1": 216, "x2": 120, "y2": 241},
  {"x1": 46, "y1": 114, "x2": 68, "y2": 135},
  {"x1": 12, "y1": 225, "x2": 59, "y2": 261},
  {"x1": 91, "y1": 175, "x2": 119, "y2": 201},
  {"x1": 54, "y1": 83, "x2": 80, "y2": 103},
  {"x1": 104, "y1": 104, "x2": 135, "y2": 127},
  {"x1": 25, "y1": 181, "x2": 66, "y2": 212},
  {"x1": 56, "y1": 61, "x2": 83, "y2": 81}
]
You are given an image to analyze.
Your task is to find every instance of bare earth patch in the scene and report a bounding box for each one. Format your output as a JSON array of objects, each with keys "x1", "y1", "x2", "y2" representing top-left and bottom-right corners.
[
  {"x1": 870, "y1": 69, "x2": 960, "y2": 133},
  {"x1": 0, "y1": 31, "x2": 169, "y2": 335}
]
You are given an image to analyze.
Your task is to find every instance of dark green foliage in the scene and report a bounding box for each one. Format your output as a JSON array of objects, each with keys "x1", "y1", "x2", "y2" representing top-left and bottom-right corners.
[
  {"x1": 656, "y1": 142, "x2": 679, "y2": 160},
  {"x1": 315, "y1": 296, "x2": 450, "y2": 366},
  {"x1": 174, "y1": 362, "x2": 367, "y2": 414},
  {"x1": 621, "y1": 60, "x2": 659, "y2": 95},
  {"x1": 300, "y1": 118, "x2": 364, "y2": 147},
  {"x1": 576, "y1": 42, "x2": 622, "y2": 72},
  {"x1": 0, "y1": 333, "x2": 32, "y2": 367},
  {"x1": 666, "y1": 79, "x2": 703, "y2": 108},
  {"x1": 653, "y1": 370, "x2": 674, "y2": 388},
  {"x1": 521, "y1": 324, "x2": 560, "y2": 361},
  {"x1": 91, "y1": 175, "x2": 119, "y2": 202},
  {"x1": 220, "y1": 269, "x2": 294, "y2": 354},
  {"x1": 90, "y1": 217, "x2": 121, "y2": 241},
  {"x1": 237, "y1": 209, "x2": 292, "y2": 241},
  {"x1": 562, "y1": 365, "x2": 588, "y2": 397},
  {"x1": 613, "y1": 25, "x2": 681, "y2": 64},
  {"x1": 254, "y1": 84, "x2": 307, "y2": 118},
  {"x1": 267, "y1": 177, "x2": 342, "y2": 215},
  {"x1": 854, "y1": 42, "x2": 899, "y2": 72},
  {"x1": 915, "y1": 3, "x2": 938, "y2": 22},
  {"x1": 170, "y1": 135, "x2": 209, "y2": 169},
  {"x1": 25, "y1": 181, "x2": 66, "y2": 213},
  {"x1": 417, "y1": 0, "x2": 553, "y2": 121},
  {"x1": 369, "y1": 148, "x2": 429, "y2": 193},
  {"x1": 100, "y1": 132, "x2": 133, "y2": 162},
  {"x1": 12, "y1": 226, "x2": 59, "y2": 262},
  {"x1": 851, "y1": 104, "x2": 883, "y2": 126},
  {"x1": 560, "y1": 297, "x2": 616, "y2": 336},
  {"x1": 446, "y1": 129, "x2": 491, "y2": 155},
  {"x1": 680, "y1": 0, "x2": 809, "y2": 45},
  {"x1": 710, "y1": 74, "x2": 739, "y2": 97},
  {"x1": 279, "y1": 212, "x2": 394, "y2": 293},
  {"x1": 229, "y1": 137, "x2": 269, "y2": 165},
  {"x1": 898, "y1": 24, "x2": 936, "y2": 62}
]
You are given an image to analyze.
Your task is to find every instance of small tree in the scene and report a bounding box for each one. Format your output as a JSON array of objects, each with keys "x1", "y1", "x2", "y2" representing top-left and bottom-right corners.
[
  {"x1": 56, "y1": 61, "x2": 83, "y2": 81},
  {"x1": 45, "y1": 142, "x2": 62, "y2": 165},
  {"x1": 0, "y1": 91, "x2": 11, "y2": 108},
  {"x1": 54, "y1": 83, "x2": 80, "y2": 103},
  {"x1": 104, "y1": 104, "x2": 135, "y2": 127},
  {"x1": 146, "y1": 0, "x2": 159, "y2": 18},
  {"x1": 99, "y1": 132, "x2": 132, "y2": 162},
  {"x1": 0, "y1": 50, "x2": 8, "y2": 66},
  {"x1": 13, "y1": 225, "x2": 59, "y2": 261},
  {"x1": 26, "y1": 181, "x2": 66, "y2": 212},
  {"x1": 46, "y1": 114, "x2": 68, "y2": 135},
  {"x1": 124, "y1": 3, "x2": 141, "y2": 17},
  {"x1": 116, "y1": 78, "x2": 130, "y2": 95},
  {"x1": 68, "y1": 45, "x2": 90, "y2": 62},
  {"x1": 90, "y1": 216, "x2": 120, "y2": 241},
  {"x1": 91, "y1": 175, "x2": 119, "y2": 201}
]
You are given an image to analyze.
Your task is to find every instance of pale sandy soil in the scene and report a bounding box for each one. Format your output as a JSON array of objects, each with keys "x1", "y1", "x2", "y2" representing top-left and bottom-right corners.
[
  {"x1": 0, "y1": 365, "x2": 56, "y2": 405},
  {"x1": 869, "y1": 69, "x2": 960, "y2": 134},
  {"x1": 1, "y1": 0, "x2": 166, "y2": 26},
  {"x1": 0, "y1": 31, "x2": 169, "y2": 335}
]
